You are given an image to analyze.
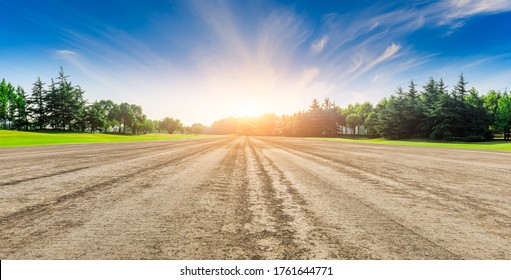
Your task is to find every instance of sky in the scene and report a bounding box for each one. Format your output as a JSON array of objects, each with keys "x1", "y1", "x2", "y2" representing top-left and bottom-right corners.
[{"x1": 1, "y1": 0, "x2": 511, "y2": 125}]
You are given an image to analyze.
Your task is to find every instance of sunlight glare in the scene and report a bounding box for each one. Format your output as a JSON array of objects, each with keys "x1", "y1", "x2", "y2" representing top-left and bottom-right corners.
[{"x1": 231, "y1": 101, "x2": 265, "y2": 118}]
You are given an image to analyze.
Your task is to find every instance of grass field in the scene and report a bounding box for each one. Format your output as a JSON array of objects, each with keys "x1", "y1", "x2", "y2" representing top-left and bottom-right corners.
[
  {"x1": 0, "y1": 130, "x2": 210, "y2": 147},
  {"x1": 2, "y1": 130, "x2": 510, "y2": 150},
  {"x1": 310, "y1": 137, "x2": 511, "y2": 151}
]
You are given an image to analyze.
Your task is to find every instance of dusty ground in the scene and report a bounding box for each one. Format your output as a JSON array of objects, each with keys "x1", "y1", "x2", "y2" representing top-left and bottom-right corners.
[{"x1": 1, "y1": 136, "x2": 510, "y2": 259}]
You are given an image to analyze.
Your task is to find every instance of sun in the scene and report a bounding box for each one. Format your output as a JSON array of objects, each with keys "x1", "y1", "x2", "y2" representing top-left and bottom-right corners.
[
  {"x1": 223, "y1": 90, "x2": 272, "y2": 118},
  {"x1": 232, "y1": 102, "x2": 265, "y2": 118}
]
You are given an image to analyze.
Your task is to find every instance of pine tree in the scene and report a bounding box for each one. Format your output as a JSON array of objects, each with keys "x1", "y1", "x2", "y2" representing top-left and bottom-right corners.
[
  {"x1": 406, "y1": 80, "x2": 423, "y2": 137},
  {"x1": 438, "y1": 78, "x2": 448, "y2": 95},
  {"x1": 420, "y1": 77, "x2": 440, "y2": 137},
  {"x1": 45, "y1": 67, "x2": 86, "y2": 130},
  {"x1": 56, "y1": 67, "x2": 73, "y2": 130},
  {"x1": 13, "y1": 86, "x2": 29, "y2": 130},
  {"x1": 443, "y1": 73, "x2": 471, "y2": 138},
  {"x1": 27, "y1": 77, "x2": 47, "y2": 130},
  {"x1": 453, "y1": 73, "x2": 468, "y2": 101},
  {"x1": 45, "y1": 78, "x2": 62, "y2": 129},
  {"x1": 430, "y1": 93, "x2": 459, "y2": 140},
  {"x1": 464, "y1": 87, "x2": 491, "y2": 141}
]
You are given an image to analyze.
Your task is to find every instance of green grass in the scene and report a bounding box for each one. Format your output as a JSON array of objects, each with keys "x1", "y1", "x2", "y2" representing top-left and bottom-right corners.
[
  {"x1": 309, "y1": 137, "x2": 511, "y2": 151},
  {"x1": 0, "y1": 130, "x2": 211, "y2": 148}
]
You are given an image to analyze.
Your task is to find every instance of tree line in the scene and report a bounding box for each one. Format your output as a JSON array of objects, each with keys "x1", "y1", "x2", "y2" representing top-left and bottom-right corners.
[
  {"x1": 210, "y1": 74, "x2": 511, "y2": 141},
  {"x1": 2, "y1": 69, "x2": 510, "y2": 141},
  {"x1": 371, "y1": 76, "x2": 511, "y2": 141},
  {"x1": 0, "y1": 68, "x2": 206, "y2": 134}
]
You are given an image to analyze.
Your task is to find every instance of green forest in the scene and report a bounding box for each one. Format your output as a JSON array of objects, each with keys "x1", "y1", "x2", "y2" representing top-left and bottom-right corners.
[{"x1": 1, "y1": 68, "x2": 511, "y2": 141}]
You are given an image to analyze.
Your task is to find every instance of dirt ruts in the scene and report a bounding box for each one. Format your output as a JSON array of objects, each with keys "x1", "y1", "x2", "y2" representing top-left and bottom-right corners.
[{"x1": 1, "y1": 136, "x2": 510, "y2": 259}]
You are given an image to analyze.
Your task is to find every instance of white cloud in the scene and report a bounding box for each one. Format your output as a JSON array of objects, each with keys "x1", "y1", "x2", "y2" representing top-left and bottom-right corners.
[
  {"x1": 425, "y1": 0, "x2": 511, "y2": 30},
  {"x1": 55, "y1": 49, "x2": 77, "y2": 56},
  {"x1": 443, "y1": 0, "x2": 511, "y2": 19},
  {"x1": 369, "y1": 22, "x2": 379, "y2": 30},
  {"x1": 311, "y1": 35, "x2": 329, "y2": 54},
  {"x1": 353, "y1": 43, "x2": 401, "y2": 78},
  {"x1": 380, "y1": 43, "x2": 401, "y2": 61},
  {"x1": 54, "y1": 49, "x2": 81, "y2": 66}
]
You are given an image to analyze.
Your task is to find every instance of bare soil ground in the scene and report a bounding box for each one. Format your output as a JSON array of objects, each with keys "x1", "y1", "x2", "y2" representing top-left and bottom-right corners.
[{"x1": 1, "y1": 136, "x2": 510, "y2": 259}]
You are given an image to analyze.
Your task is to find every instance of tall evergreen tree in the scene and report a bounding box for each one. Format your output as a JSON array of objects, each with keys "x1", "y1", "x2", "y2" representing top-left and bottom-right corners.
[
  {"x1": 419, "y1": 77, "x2": 440, "y2": 137},
  {"x1": 321, "y1": 98, "x2": 342, "y2": 136},
  {"x1": 405, "y1": 80, "x2": 423, "y2": 137},
  {"x1": 27, "y1": 77, "x2": 47, "y2": 130},
  {"x1": 375, "y1": 95, "x2": 405, "y2": 139},
  {"x1": 453, "y1": 73, "x2": 468, "y2": 101},
  {"x1": 464, "y1": 87, "x2": 491, "y2": 140},
  {"x1": 45, "y1": 78, "x2": 62, "y2": 129},
  {"x1": 438, "y1": 78, "x2": 448, "y2": 95},
  {"x1": 56, "y1": 68, "x2": 75, "y2": 130},
  {"x1": 449, "y1": 74, "x2": 471, "y2": 138},
  {"x1": 430, "y1": 93, "x2": 459, "y2": 140},
  {"x1": 13, "y1": 86, "x2": 29, "y2": 130}
]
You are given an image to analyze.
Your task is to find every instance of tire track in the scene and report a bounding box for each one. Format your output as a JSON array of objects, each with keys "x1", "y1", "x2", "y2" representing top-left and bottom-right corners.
[
  {"x1": 0, "y1": 138, "x2": 231, "y2": 217},
  {"x1": 243, "y1": 138, "x2": 311, "y2": 259},
  {"x1": 248, "y1": 137, "x2": 371, "y2": 259},
  {"x1": 0, "y1": 138, "x2": 226, "y2": 185},
  {"x1": 0, "y1": 137, "x2": 234, "y2": 258},
  {"x1": 161, "y1": 137, "x2": 245, "y2": 259},
  {"x1": 253, "y1": 137, "x2": 460, "y2": 259},
  {"x1": 2, "y1": 138, "x2": 231, "y2": 223},
  {"x1": 261, "y1": 137, "x2": 510, "y2": 225}
]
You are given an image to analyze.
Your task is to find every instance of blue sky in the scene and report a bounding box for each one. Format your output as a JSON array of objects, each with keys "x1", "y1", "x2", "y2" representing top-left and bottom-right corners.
[{"x1": 1, "y1": 0, "x2": 511, "y2": 124}]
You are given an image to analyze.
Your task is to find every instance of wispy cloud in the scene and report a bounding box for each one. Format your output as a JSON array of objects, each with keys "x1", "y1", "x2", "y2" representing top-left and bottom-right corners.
[
  {"x1": 421, "y1": 0, "x2": 511, "y2": 32},
  {"x1": 311, "y1": 6, "x2": 425, "y2": 98},
  {"x1": 55, "y1": 49, "x2": 77, "y2": 56},
  {"x1": 311, "y1": 35, "x2": 329, "y2": 54},
  {"x1": 357, "y1": 43, "x2": 401, "y2": 77},
  {"x1": 54, "y1": 49, "x2": 82, "y2": 68},
  {"x1": 441, "y1": 0, "x2": 511, "y2": 20}
]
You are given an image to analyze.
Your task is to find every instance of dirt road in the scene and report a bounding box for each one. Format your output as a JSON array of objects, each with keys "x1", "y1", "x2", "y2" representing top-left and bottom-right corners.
[{"x1": 1, "y1": 136, "x2": 510, "y2": 259}]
